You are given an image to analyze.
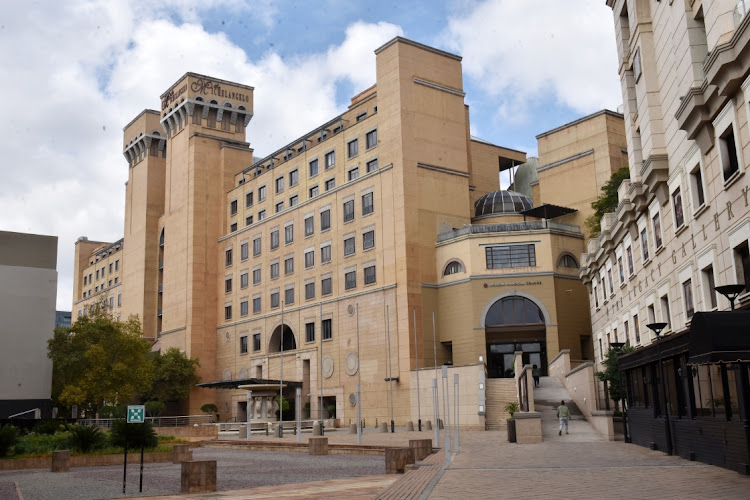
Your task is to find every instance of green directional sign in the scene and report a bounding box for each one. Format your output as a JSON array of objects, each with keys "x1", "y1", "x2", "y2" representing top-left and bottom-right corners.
[{"x1": 127, "y1": 405, "x2": 145, "y2": 423}]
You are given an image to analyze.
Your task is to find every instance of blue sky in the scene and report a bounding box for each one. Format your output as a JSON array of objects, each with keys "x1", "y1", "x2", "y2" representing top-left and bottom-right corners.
[{"x1": 0, "y1": 0, "x2": 622, "y2": 308}]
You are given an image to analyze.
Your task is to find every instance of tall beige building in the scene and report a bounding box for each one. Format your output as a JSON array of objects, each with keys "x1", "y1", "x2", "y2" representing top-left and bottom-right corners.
[{"x1": 73, "y1": 37, "x2": 617, "y2": 425}]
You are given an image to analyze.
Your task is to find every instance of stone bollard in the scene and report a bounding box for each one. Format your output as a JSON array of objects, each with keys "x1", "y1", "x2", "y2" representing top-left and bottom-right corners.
[
  {"x1": 385, "y1": 447, "x2": 415, "y2": 474},
  {"x1": 238, "y1": 424, "x2": 247, "y2": 439},
  {"x1": 425, "y1": 420, "x2": 432, "y2": 431},
  {"x1": 173, "y1": 443, "x2": 193, "y2": 464},
  {"x1": 181, "y1": 460, "x2": 217, "y2": 493},
  {"x1": 272, "y1": 423, "x2": 282, "y2": 438},
  {"x1": 379, "y1": 422, "x2": 388, "y2": 433},
  {"x1": 312, "y1": 421, "x2": 322, "y2": 436},
  {"x1": 309, "y1": 437, "x2": 328, "y2": 455},
  {"x1": 349, "y1": 422, "x2": 357, "y2": 434},
  {"x1": 406, "y1": 421, "x2": 414, "y2": 431},
  {"x1": 409, "y1": 439, "x2": 434, "y2": 461},
  {"x1": 51, "y1": 450, "x2": 70, "y2": 472}
]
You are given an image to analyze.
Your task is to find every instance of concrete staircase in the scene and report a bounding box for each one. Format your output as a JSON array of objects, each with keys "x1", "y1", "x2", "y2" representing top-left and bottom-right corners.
[
  {"x1": 534, "y1": 376, "x2": 605, "y2": 442},
  {"x1": 484, "y1": 378, "x2": 517, "y2": 430}
]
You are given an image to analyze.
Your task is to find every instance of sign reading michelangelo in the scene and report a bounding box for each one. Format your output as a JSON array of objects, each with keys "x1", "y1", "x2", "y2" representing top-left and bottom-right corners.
[{"x1": 161, "y1": 77, "x2": 251, "y2": 110}]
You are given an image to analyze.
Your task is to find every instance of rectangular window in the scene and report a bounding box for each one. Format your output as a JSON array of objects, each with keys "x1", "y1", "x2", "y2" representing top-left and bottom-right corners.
[
  {"x1": 225, "y1": 248, "x2": 233, "y2": 267},
  {"x1": 325, "y1": 151, "x2": 335, "y2": 169},
  {"x1": 672, "y1": 187, "x2": 684, "y2": 230},
  {"x1": 275, "y1": 176, "x2": 284, "y2": 194},
  {"x1": 325, "y1": 178, "x2": 335, "y2": 191},
  {"x1": 683, "y1": 279, "x2": 694, "y2": 320},
  {"x1": 720, "y1": 125, "x2": 740, "y2": 181},
  {"x1": 270, "y1": 262, "x2": 279, "y2": 279},
  {"x1": 309, "y1": 159, "x2": 319, "y2": 177},
  {"x1": 96, "y1": 269, "x2": 99, "y2": 280},
  {"x1": 702, "y1": 265, "x2": 717, "y2": 309},
  {"x1": 633, "y1": 314, "x2": 641, "y2": 343},
  {"x1": 252, "y1": 268, "x2": 261, "y2": 285},
  {"x1": 617, "y1": 257, "x2": 624, "y2": 284},
  {"x1": 366, "y1": 129, "x2": 377, "y2": 149},
  {"x1": 347, "y1": 139, "x2": 358, "y2": 158},
  {"x1": 246, "y1": 192, "x2": 253, "y2": 207},
  {"x1": 241, "y1": 242, "x2": 249, "y2": 260},
  {"x1": 607, "y1": 269, "x2": 613, "y2": 295},
  {"x1": 271, "y1": 291, "x2": 280, "y2": 309},
  {"x1": 275, "y1": 201, "x2": 284, "y2": 213},
  {"x1": 289, "y1": 195, "x2": 298, "y2": 207},
  {"x1": 640, "y1": 229, "x2": 649, "y2": 261},
  {"x1": 285, "y1": 257, "x2": 294, "y2": 275},
  {"x1": 271, "y1": 230, "x2": 279, "y2": 250},
  {"x1": 363, "y1": 230, "x2": 375, "y2": 250},
  {"x1": 734, "y1": 242, "x2": 750, "y2": 293},
  {"x1": 660, "y1": 295, "x2": 671, "y2": 329},
  {"x1": 230, "y1": 199, "x2": 238, "y2": 215},
  {"x1": 253, "y1": 296, "x2": 261, "y2": 313},
  {"x1": 485, "y1": 244, "x2": 536, "y2": 269},
  {"x1": 322, "y1": 277, "x2": 332, "y2": 295},
  {"x1": 652, "y1": 212, "x2": 663, "y2": 249},
  {"x1": 285, "y1": 287, "x2": 294, "y2": 305},
  {"x1": 258, "y1": 185, "x2": 266, "y2": 202},
  {"x1": 253, "y1": 237, "x2": 262, "y2": 256},
  {"x1": 240, "y1": 335, "x2": 248, "y2": 354},
  {"x1": 305, "y1": 322, "x2": 315, "y2": 342},
  {"x1": 364, "y1": 265, "x2": 376, "y2": 285},
  {"x1": 241, "y1": 272, "x2": 249, "y2": 289},
  {"x1": 344, "y1": 236, "x2": 355, "y2": 256},
  {"x1": 240, "y1": 300, "x2": 248, "y2": 317},
  {"x1": 109, "y1": 263, "x2": 113, "y2": 274},
  {"x1": 309, "y1": 185, "x2": 319, "y2": 198},
  {"x1": 690, "y1": 163, "x2": 705, "y2": 209},
  {"x1": 109, "y1": 296, "x2": 114, "y2": 309},
  {"x1": 348, "y1": 167, "x2": 359, "y2": 181},
  {"x1": 594, "y1": 286, "x2": 599, "y2": 308},
  {"x1": 626, "y1": 247, "x2": 634, "y2": 276},
  {"x1": 362, "y1": 192, "x2": 374, "y2": 215},
  {"x1": 305, "y1": 250, "x2": 314, "y2": 268},
  {"x1": 366, "y1": 158, "x2": 378, "y2": 173},
  {"x1": 285, "y1": 225, "x2": 294, "y2": 244},
  {"x1": 289, "y1": 169, "x2": 298, "y2": 186},
  {"x1": 114, "y1": 277, "x2": 118, "y2": 284},
  {"x1": 225, "y1": 277, "x2": 232, "y2": 293},
  {"x1": 321, "y1": 244, "x2": 332, "y2": 263},
  {"x1": 647, "y1": 304, "x2": 656, "y2": 325},
  {"x1": 356, "y1": 111, "x2": 367, "y2": 122},
  {"x1": 322, "y1": 318, "x2": 333, "y2": 340},
  {"x1": 343, "y1": 200, "x2": 355, "y2": 222},
  {"x1": 305, "y1": 216, "x2": 314, "y2": 236},
  {"x1": 225, "y1": 305, "x2": 232, "y2": 321},
  {"x1": 230, "y1": 223, "x2": 238, "y2": 232},
  {"x1": 345, "y1": 270, "x2": 356, "y2": 290},
  {"x1": 117, "y1": 293, "x2": 122, "y2": 307},
  {"x1": 115, "y1": 260, "x2": 119, "y2": 271},
  {"x1": 258, "y1": 209, "x2": 266, "y2": 221},
  {"x1": 246, "y1": 215, "x2": 253, "y2": 226},
  {"x1": 305, "y1": 282, "x2": 315, "y2": 300},
  {"x1": 253, "y1": 333, "x2": 261, "y2": 351},
  {"x1": 321, "y1": 209, "x2": 331, "y2": 231},
  {"x1": 83, "y1": 276, "x2": 87, "y2": 286}
]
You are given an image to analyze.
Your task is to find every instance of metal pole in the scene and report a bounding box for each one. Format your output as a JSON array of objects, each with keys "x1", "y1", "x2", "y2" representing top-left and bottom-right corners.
[
  {"x1": 432, "y1": 379, "x2": 439, "y2": 447},
  {"x1": 656, "y1": 339, "x2": 673, "y2": 455},
  {"x1": 319, "y1": 303, "x2": 324, "y2": 436},
  {"x1": 296, "y1": 387, "x2": 301, "y2": 443},
  {"x1": 356, "y1": 303, "x2": 362, "y2": 444},
  {"x1": 280, "y1": 300, "x2": 284, "y2": 437},
  {"x1": 122, "y1": 442, "x2": 127, "y2": 494},
  {"x1": 386, "y1": 305, "x2": 394, "y2": 432},
  {"x1": 432, "y1": 312, "x2": 439, "y2": 430},
  {"x1": 139, "y1": 442, "x2": 144, "y2": 493},
  {"x1": 413, "y1": 308, "x2": 422, "y2": 431},
  {"x1": 454, "y1": 373, "x2": 459, "y2": 453},
  {"x1": 442, "y1": 366, "x2": 450, "y2": 459}
]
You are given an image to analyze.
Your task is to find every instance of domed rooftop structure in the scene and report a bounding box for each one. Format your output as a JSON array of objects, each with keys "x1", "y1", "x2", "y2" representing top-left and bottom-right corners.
[{"x1": 474, "y1": 190, "x2": 533, "y2": 217}]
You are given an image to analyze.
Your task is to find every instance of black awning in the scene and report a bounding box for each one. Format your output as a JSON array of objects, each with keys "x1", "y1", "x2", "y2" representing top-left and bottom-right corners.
[
  {"x1": 520, "y1": 203, "x2": 577, "y2": 220},
  {"x1": 197, "y1": 377, "x2": 303, "y2": 390},
  {"x1": 687, "y1": 311, "x2": 750, "y2": 364},
  {"x1": 618, "y1": 329, "x2": 690, "y2": 371}
]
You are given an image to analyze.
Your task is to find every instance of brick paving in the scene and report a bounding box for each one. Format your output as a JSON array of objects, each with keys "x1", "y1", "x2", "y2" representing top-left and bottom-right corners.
[{"x1": 374, "y1": 449, "x2": 445, "y2": 500}]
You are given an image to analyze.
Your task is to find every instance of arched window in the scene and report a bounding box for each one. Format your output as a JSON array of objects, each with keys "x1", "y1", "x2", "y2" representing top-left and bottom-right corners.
[
  {"x1": 268, "y1": 324, "x2": 296, "y2": 353},
  {"x1": 485, "y1": 296, "x2": 544, "y2": 326},
  {"x1": 558, "y1": 254, "x2": 578, "y2": 269},
  {"x1": 443, "y1": 260, "x2": 464, "y2": 276}
]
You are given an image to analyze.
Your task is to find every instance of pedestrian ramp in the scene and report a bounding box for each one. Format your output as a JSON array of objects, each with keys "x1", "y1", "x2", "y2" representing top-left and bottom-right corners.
[{"x1": 534, "y1": 376, "x2": 606, "y2": 442}]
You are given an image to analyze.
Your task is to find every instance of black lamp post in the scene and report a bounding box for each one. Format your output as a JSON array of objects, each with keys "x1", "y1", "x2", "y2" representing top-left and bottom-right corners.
[
  {"x1": 715, "y1": 284, "x2": 746, "y2": 311},
  {"x1": 646, "y1": 322, "x2": 672, "y2": 455},
  {"x1": 609, "y1": 341, "x2": 629, "y2": 443}
]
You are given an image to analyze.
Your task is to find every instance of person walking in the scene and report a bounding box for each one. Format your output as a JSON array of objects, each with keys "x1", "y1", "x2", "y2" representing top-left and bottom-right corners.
[
  {"x1": 532, "y1": 364, "x2": 540, "y2": 388},
  {"x1": 557, "y1": 400, "x2": 570, "y2": 436}
]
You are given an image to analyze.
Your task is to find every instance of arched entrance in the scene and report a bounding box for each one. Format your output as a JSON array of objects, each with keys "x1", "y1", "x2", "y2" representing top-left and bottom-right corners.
[
  {"x1": 481, "y1": 294, "x2": 548, "y2": 378},
  {"x1": 268, "y1": 324, "x2": 297, "y2": 352}
]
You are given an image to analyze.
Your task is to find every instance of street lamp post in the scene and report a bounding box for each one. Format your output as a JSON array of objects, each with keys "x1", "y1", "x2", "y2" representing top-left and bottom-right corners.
[
  {"x1": 715, "y1": 284, "x2": 746, "y2": 311},
  {"x1": 609, "y1": 341, "x2": 629, "y2": 444},
  {"x1": 646, "y1": 322, "x2": 672, "y2": 455}
]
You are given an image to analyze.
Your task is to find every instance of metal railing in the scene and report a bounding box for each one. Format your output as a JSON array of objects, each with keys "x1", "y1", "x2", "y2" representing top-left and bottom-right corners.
[{"x1": 78, "y1": 414, "x2": 212, "y2": 429}]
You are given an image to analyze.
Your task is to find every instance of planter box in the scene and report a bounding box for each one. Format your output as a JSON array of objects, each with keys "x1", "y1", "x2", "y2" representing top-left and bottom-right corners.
[
  {"x1": 0, "y1": 451, "x2": 174, "y2": 471},
  {"x1": 507, "y1": 419, "x2": 516, "y2": 443}
]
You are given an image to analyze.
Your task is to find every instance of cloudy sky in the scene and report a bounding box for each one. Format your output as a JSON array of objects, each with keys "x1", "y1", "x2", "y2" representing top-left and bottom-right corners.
[{"x1": 0, "y1": 0, "x2": 621, "y2": 310}]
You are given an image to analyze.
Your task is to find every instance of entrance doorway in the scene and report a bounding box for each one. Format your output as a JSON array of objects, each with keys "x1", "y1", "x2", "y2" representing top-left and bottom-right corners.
[{"x1": 487, "y1": 341, "x2": 546, "y2": 378}]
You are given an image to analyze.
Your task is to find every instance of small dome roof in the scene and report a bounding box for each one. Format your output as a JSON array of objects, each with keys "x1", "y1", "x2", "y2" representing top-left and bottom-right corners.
[{"x1": 474, "y1": 190, "x2": 533, "y2": 217}]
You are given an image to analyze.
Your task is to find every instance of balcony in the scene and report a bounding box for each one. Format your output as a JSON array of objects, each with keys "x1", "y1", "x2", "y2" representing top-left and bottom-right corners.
[
  {"x1": 158, "y1": 260, "x2": 163, "y2": 270},
  {"x1": 158, "y1": 283, "x2": 163, "y2": 293},
  {"x1": 437, "y1": 220, "x2": 580, "y2": 244},
  {"x1": 157, "y1": 308, "x2": 162, "y2": 317}
]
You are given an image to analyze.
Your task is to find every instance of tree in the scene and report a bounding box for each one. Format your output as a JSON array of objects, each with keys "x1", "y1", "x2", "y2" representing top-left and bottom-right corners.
[
  {"x1": 145, "y1": 347, "x2": 201, "y2": 402},
  {"x1": 144, "y1": 401, "x2": 166, "y2": 417},
  {"x1": 585, "y1": 166, "x2": 631, "y2": 237},
  {"x1": 48, "y1": 303, "x2": 153, "y2": 415},
  {"x1": 595, "y1": 344, "x2": 635, "y2": 412}
]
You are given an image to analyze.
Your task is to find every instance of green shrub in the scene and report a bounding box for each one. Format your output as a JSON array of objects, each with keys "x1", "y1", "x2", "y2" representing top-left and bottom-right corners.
[
  {"x1": 504, "y1": 401, "x2": 519, "y2": 419},
  {"x1": 32, "y1": 420, "x2": 65, "y2": 435},
  {"x1": 109, "y1": 420, "x2": 158, "y2": 449},
  {"x1": 68, "y1": 425, "x2": 105, "y2": 452},
  {"x1": 200, "y1": 403, "x2": 218, "y2": 415},
  {"x1": 0, "y1": 425, "x2": 20, "y2": 456},
  {"x1": 99, "y1": 405, "x2": 127, "y2": 418},
  {"x1": 144, "y1": 401, "x2": 166, "y2": 417}
]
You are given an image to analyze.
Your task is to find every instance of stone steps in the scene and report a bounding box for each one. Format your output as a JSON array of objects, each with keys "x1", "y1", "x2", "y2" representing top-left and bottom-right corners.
[{"x1": 484, "y1": 379, "x2": 516, "y2": 430}]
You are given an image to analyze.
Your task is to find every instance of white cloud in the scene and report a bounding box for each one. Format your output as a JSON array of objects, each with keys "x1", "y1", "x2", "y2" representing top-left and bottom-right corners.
[
  {"x1": 444, "y1": 0, "x2": 621, "y2": 120},
  {"x1": 0, "y1": 0, "x2": 401, "y2": 309}
]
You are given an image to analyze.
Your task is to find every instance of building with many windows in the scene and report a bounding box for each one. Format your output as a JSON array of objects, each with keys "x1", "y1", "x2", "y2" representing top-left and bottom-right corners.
[
  {"x1": 72, "y1": 37, "x2": 622, "y2": 426},
  {"x1": 578, "y1": 0, "x2": 750, "y2": 471}
]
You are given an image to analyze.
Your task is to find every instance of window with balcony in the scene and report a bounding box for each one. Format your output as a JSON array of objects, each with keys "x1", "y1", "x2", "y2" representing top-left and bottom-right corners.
[
  {"x1": 321, "y1": 244, "x2": 332, "y2": 263},
  {"x1": 343, "y1": 200, "x2": 355, "y2": 222},
  {"x1": 345, "y1": 270, "x2": 356, "y2": 290},
  {"x1": 225, "y1": 248, "x2": 233, "y2": 267},
  {"x1": 305, "y1": 216, "x2": 314, "y2": 236},
  {"x1": 344, "y1": 236, "x2": 355, "y2": 256},
  {"x1": 362, "y1": 192, "x2": 374, "y2": 215},
  {"x1": 363, "y1": 230, "x2": 375, "y2": 250}
]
